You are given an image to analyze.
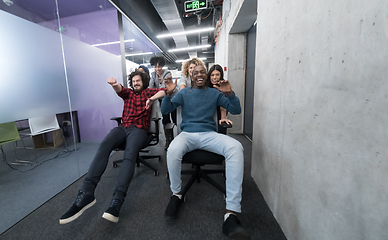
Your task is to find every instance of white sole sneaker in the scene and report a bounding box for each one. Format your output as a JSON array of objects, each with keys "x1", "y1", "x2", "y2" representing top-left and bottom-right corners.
[
  {"x1": 102, "y1": 212, "x2": 119, "y2": 223},
  {"x1": 59, "y1": 199, "x2": 96, "y2": 224}
]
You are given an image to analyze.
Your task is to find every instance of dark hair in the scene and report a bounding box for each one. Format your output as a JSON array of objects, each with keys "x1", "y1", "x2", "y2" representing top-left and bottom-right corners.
[
  {"x1": 207, "y1": 64, "x2": 224, "y2": 88},
  {"x1": 128, "y1": 70, "x2": 150, "y2": 89},
  {"x1": 150, "y1": 56, "x2": 166, "y2": 67},
  {"x1": 138, "y1": 65, "x2": 150, "y2": 76}
]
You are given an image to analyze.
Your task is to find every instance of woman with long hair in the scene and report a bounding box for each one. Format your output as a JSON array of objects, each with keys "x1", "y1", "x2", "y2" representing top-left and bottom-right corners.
[
  {"x1": 207, "y1": 64, "x2": 233, "y2": 133},
  {"x1": 178, "y1": 57, "x2": 205, "y2": 90}
]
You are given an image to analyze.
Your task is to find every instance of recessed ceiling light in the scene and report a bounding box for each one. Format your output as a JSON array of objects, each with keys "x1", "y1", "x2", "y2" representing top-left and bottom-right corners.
[
  {"x1": 157, "y1": 27, "x2": 214, "y2": 38},
  {"x1": 92, "y1": 39, "x2": 134, "y2": 47},
  {"x1": 125, "y1": 52, "x2": 153, "y2": 56},
  {"x1": 175, "y1": 57, "x2": 207, "y2": 63},
  {"x1": 168, "y1": 44, "x2": 211, "y2": 52}
]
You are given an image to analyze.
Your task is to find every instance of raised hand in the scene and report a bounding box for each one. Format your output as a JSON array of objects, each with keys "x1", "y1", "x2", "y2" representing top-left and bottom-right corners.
[
  {"x1": 107, "y1": 77, "x2": 122, "y2": 93},
  {"x1": 213, "y1": 80, "x2": 232, "y2": 94},
  {"x1": 165, "y1": 76, "x2": 177, "y2": 95},
  {"x1": 107, "y1": 77, "x2": 119, "y2": 86}
]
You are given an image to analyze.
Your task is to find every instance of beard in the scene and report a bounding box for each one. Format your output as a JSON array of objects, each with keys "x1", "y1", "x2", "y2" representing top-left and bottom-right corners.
[{"x1": 133, "y1": 85, "x2": 142, "y2": 93}]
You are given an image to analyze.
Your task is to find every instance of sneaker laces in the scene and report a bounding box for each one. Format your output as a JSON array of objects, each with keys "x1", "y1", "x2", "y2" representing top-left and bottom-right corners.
[{"x1": 74, "y1": 191, "x2": 84, "y2": 205}]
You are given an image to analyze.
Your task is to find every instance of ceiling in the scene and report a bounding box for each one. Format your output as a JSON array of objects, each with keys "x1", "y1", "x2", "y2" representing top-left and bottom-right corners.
[
  {"x1": 110, "y1": 0, "x2": 224, "y2": 69},
  {"x1": 1, "y1": 0, "x2": 224, "y2": 70}
]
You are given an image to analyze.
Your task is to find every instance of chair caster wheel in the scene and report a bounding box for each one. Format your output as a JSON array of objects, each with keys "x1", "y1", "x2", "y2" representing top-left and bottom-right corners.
[{"x1": 155, "y1": 171, "x2": 159, "y2": 176}]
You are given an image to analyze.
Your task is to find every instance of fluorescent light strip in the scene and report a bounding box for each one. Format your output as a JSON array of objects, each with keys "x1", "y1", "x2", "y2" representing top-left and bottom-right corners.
[
  {"x1": 92, "y1": 39, "x2": 134, "y2": 47},
  {"x1": 168, "y1": 44, "x2": 211, "y2": 53},
  {"x1": 125, "y1": 52, "x2": 153, "y2": 57},
  {"x1": 157, "y1": 27, "x2": 214, "y2": 38},
  {"x1": 175, "y1": 57, "x2": 207, "y2": 63},
  {"x1": 108, "y1": 0, "x2": 162, "y2": 52}
]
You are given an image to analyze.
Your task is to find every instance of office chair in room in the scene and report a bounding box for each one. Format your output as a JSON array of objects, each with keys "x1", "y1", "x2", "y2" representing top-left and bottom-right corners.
[
  {"x1": 22, "y1": 115, "x2": 67, "y2": 148},
  {"x1": 17, "y1": 115, "x2": 68, "y2": 163},
  {"x1": 180, "y1": 122, "x2": 232, "y2": 199},
  {"x1": 110, "y1": 116, "x2": 162, "y2": 176},
  {"x1": 0, "y1": 121, "x2": 32, "y2": 165}
]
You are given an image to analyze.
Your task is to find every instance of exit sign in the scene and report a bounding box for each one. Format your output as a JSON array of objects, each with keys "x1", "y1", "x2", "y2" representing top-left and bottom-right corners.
[{"x1": 184, "y1": 0, "x2": 207, "y2": 12}]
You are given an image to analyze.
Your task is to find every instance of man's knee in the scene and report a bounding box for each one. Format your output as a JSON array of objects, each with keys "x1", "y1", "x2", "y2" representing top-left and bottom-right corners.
[{"x1": 226, "y1": 138, "x2": 244, "y2": 154}]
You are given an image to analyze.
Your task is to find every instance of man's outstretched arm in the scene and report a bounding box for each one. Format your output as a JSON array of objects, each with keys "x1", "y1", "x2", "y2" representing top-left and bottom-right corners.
[
  {"x1": 145, "y1": 90, "x2": 165, "y2": 109},
  {"x1": 107, "y1": 77, "x2": 123, "y2": 93}
]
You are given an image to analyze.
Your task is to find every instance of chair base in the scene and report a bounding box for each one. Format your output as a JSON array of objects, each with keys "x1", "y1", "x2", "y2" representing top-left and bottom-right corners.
[{"x1": 181, "y1": 164, "x2": 226, "y2": 198}]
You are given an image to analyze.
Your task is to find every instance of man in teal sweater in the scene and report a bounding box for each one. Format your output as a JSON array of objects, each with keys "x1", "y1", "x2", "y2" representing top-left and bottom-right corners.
[{"x1": 161, "y1": 65, "x2": 250, "y2": 240}]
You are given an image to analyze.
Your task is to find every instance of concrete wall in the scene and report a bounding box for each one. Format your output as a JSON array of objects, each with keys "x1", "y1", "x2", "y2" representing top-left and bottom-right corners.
[
  {"x1": 250, "y1": 0, "x2": 388, "y2": 239},
  {"x1": 215, "y1": 0, "x2": 246, "y2": 134}
]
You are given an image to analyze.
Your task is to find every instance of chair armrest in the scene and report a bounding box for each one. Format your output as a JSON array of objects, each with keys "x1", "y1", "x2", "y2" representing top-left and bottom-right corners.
[
  {"x1": 220, "y1": 122, "x2": 233, "y2": 128},
  {"x1": 110, "y1": 117, "x2": 122, "y2": 126},
  {"x1": 150, "y1": 117, "x2": 161, "y2": 134}
]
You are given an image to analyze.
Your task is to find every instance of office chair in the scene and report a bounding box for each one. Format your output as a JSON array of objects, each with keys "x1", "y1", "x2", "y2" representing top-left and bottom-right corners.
[
  {"x1": 21, "y1": 115, "x2": 67, "y2": 148},
  {"x1": 110, "y1": 116, "x2": 161, "y2": 176},
  {"x1": 0, "y1": 121, "x2": 32, "y2": 165},
  {"x1": 180, "y1": 122, "x2": 232, "y2": 199},
  {"x1": 17, "y1": 115, "x2": 67, "y2": 162}
]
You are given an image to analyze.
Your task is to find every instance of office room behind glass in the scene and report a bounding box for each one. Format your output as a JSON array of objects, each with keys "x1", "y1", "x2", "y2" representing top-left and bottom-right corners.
[{"x1": 0, "y1": 0, "x2": 160, "y2": 234}]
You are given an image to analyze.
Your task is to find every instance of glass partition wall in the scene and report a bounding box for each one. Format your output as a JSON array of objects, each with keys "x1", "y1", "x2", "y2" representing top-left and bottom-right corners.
[{"x1": 0, "y1": 0, "x2": 159, "y2": 234}]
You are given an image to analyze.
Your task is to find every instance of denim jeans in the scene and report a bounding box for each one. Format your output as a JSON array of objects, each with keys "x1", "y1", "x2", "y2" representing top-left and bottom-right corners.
[
  {"x1": 81, "y1": 125, "x2": 148, "y2": 202},
  {"x1": 167, "y1": 131, "x2": 244, "y2": 213}
]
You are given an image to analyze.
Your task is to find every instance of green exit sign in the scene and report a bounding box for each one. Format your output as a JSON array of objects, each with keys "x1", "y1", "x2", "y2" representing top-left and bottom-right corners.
[{"x1": 184, "y1": 0, "x2": 207, "y2": 12}]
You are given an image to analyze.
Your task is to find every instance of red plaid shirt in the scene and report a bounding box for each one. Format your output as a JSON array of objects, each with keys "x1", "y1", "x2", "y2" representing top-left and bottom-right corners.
[{"x1": 117, "y1": 86, "x2": 165, "y2": 131}]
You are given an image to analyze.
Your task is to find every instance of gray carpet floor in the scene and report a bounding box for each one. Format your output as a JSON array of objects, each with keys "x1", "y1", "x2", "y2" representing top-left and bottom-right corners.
[{"x1": 0, "y1": 134, "x2": 287, "y2": 240}]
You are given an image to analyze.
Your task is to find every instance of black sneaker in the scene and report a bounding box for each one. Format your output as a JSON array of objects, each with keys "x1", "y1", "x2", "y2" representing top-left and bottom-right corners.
[
  {"x1": 102, "y1": 199, "x2": 123, "y2": 223},
  {"x1": 222, "y1": 214, "x2": 251, "y2": 240},
  {"x1": 164, "y1": 195, "x2": 183, "y2": 220},
  {"x1": 59, "y1": 191, "x2": 96, "y2": 224}
]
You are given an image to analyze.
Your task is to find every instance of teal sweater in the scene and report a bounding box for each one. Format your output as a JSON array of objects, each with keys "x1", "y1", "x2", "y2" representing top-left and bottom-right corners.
[{"x1": 161, "y1": 87, "x2": 241, "y2": 132}]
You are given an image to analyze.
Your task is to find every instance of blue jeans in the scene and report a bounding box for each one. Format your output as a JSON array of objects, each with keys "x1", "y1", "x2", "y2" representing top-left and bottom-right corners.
[{"x1": 167, "y1": 131, "x2": 244, "y2": 213}]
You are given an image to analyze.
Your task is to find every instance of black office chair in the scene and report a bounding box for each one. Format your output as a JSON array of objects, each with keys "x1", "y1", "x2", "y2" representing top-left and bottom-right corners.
[
  {"x1": 180, "y1": 122, "x2": 232, "y2": 198},
  {"x1": 110, "y1": 117, "x2": 161, "y2": 176}
]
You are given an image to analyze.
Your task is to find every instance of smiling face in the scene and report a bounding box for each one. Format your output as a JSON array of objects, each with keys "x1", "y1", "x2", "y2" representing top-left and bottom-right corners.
[
  {"x1": 210, "y1": 70, "x2": 221, "y2": 85},
  {"x1": 154, "y1": 63, "x2": 163, "y2": 77},
  {"x1": 131, "y1": 75, "x2": 144, "y2": 93},
  {"x1": 188, "y1": 63, "x2": 197, "y2": 77},
  {"x1": 192, "y1": 65, "x2": 207, "y2": 89}
]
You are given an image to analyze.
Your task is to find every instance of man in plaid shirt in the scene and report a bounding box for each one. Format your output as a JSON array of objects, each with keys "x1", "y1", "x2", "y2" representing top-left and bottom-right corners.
[{"x1": 59, "y1": 70, "x2": 176, "y2": 224}]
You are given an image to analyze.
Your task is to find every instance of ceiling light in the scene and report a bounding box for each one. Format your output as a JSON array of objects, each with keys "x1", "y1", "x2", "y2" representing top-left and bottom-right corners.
[
  {"x1": 175, "y1": 57, "x2": 207, "y2": 63},
  {"x1": 157, "y1": 27, "x2": 214, "y2": 38},
  {"x1": 168, "y1": 44, "x2": 211, "y2": 53},
  {"x1": 92, "y1": 39, "x2": 134, "y2": 47},
  {"x1": 108, "y1": 0, "x2": 163, "y2": 52},
  {"x1": 125, "y1": 52, "x2": 153, "y2": 57}
]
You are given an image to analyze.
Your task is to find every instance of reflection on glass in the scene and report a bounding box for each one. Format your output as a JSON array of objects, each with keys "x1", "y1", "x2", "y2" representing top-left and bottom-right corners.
[
  {"x1": 0, "y1": 1, "x2": 78, "y2": 233},
  {"x1": 121, "y1": 14, "x2": 161, "y2": 73},
  {"x1": 0, "y1": 0, "x2": 142, "y2": 234}
]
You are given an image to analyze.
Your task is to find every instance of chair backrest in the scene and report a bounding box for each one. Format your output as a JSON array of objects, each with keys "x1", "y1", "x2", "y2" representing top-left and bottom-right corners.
[
  {"x1": 0, "y1": 122, "x2": 20, "y2": 145},
  {"x1": 111, "y1": 100, "x2": 161, "y2": 149},
  {"x1": 147, "y1": 100, "x2": 161, "y2": 146},
  {"x1": 149, "y1": 100, "x2": 160, "y2": 134},
  {"x1": 28, "y1": 115, "x2": 60, "y2": 136}
]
